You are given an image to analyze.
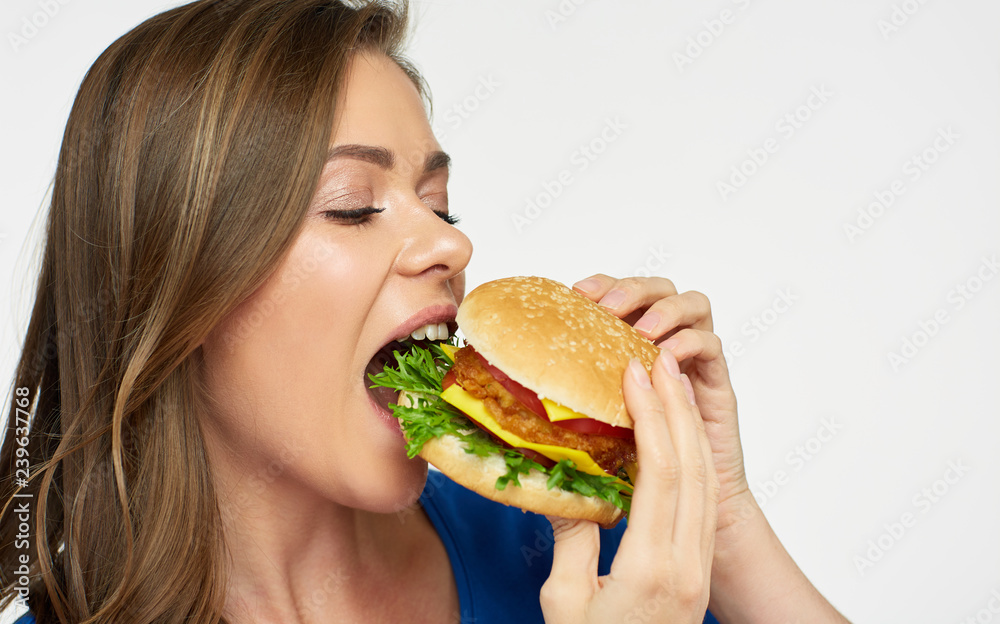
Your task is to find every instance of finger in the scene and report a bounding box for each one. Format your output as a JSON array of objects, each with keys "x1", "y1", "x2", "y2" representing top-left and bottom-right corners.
[
  {"x1": 686, "y1": 374, "x2": 720, "y2": 556},
  {"x1": 571, "y1": 273, "x2": 620, "y2": 301},
  {"x1": 659, "y1": 329, "x2": 732, "y2": 413},
  {"x1": 632, "y1": 290, "x2": 713, "y2": 340},
  {"x1": 649, "y1": 353, "x2": 711, "y2": 549},
  {"x1": 572, "y1": 274, "x2": 678, "y2": 318},
  {"x1": 618, "y1": 357, "x2": 678, "y2": 541},
  {"x1": 541, "y1": 516, "x2": 601, "y2": 607}
]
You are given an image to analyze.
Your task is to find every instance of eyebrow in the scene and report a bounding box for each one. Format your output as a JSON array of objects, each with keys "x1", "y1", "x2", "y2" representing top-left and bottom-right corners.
[{"x1": 326, "y1": 143, "x2": 451, "y2": 174}]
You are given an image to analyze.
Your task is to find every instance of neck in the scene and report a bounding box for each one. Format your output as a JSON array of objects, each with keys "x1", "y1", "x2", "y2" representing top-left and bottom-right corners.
[{"x1": 206, "y1": 439, "x2": 448, "y2": 623}]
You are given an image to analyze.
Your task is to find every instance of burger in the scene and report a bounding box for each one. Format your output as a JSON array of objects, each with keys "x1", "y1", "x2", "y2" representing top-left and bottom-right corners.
[{"x1": 370, "y1": 276, "x2": 660, "y2": 528}]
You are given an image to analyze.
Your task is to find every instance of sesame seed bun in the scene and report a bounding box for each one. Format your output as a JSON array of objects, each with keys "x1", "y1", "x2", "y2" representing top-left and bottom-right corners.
[
  {"x1": 456, "y1": 276, "x2": 660, "y2": 429},
  {"x1": 417, "y1": 432, "x2": 625, "y2": 528}
]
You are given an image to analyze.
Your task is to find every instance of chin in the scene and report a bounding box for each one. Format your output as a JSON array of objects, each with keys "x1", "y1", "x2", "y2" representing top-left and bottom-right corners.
[{"x1": 350, "y1": 452, "x2": 430, "y2": 515}]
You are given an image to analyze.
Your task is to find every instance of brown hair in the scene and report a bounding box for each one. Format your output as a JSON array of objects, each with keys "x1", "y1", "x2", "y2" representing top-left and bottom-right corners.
[{"x1": 0, "y1": 1, "x2": 422, "y2": 622}]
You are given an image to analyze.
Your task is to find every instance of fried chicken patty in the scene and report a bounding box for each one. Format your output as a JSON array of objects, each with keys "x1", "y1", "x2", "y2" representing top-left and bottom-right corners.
[{"x1": 451, "y1": 346, "x2": 636, "y2": 476}]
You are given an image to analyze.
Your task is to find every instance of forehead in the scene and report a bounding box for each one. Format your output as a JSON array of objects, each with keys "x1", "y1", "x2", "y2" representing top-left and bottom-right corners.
[{"x1": 330, "y1": 52, "x2": 439, "y2": 168}]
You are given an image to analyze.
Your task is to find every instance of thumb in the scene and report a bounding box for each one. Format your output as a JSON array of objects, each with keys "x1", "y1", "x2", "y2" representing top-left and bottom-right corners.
[{"x1": 541, "y1": 516, "x2": 601, "y2": 605}]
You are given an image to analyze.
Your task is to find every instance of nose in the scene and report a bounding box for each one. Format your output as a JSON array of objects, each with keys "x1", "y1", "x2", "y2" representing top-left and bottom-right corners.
[{"x1": 394, "y1": 206, "x2": 473, "y2": 282}]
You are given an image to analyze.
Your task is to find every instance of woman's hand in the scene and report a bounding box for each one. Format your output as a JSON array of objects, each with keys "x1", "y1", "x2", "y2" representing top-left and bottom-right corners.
[
  {"x1": 563, "y1": 275, "x2": 852, "y2": 624},
  {"x1": 571, "y1": 275, "x2": 756, "y2": 538},
  {"x1": 540, "y1": 351, "x2": 719, "y2": 624}
]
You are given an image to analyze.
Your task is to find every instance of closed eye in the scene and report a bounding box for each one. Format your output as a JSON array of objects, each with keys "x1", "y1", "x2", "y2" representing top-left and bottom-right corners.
[{"x1": 322, "y1": 206, "x2": 385, "y2": 225}]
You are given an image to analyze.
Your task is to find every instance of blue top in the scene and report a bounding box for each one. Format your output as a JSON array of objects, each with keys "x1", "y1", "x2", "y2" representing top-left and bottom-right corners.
[
  {"x1": 420, "y1": 470, "x2": 718, "y2": 623},
  {"x1": 12, "y1": 473, "x2": 719, "y2": 623}
]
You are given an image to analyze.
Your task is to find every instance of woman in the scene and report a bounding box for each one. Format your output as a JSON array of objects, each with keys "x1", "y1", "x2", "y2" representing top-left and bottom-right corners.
[{"x1": 0, "y1": 1, "x2": 850, "y2": 622}]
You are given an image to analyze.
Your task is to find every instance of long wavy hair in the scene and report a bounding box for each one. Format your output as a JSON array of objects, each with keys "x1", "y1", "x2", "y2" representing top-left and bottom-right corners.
[{"x1": 0, "y1": 1, "x2": 424, "y2": 622}]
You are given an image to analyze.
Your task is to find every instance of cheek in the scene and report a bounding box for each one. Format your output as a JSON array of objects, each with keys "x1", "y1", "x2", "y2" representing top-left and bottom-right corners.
[
  {"x1": 198, "y1": 230, "x2": 424, "y2": 510},
  {"x1": 203, "y1": 235, "x2": 372, "y2": 423}
]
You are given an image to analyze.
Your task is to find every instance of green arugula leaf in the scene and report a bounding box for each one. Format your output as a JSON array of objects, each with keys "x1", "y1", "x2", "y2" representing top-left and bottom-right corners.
[{"x1": 369, "y1": 341, "x2": 632, "y2": 516}]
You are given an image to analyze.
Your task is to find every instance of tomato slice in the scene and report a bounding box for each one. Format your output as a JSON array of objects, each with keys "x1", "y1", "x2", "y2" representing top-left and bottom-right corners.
[
  {"x1": 470, "y1": 349, "x2": 548, "y2": 421},
  {"x1": 442, "y1": 368, "x2": 457, "y2": 390},
  {"x1": 550, "y1": 417, "x2": 634, "y2": 439}
]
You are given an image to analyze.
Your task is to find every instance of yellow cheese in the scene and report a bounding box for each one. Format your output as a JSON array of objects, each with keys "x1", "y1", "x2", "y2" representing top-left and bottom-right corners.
[
  {"x1": 440, "y1": 384, "x2": 632, "y2": 491},
  {"x1": 440, "y1": 343, "x2": 460, "y2": 361},
  {"x1": 540, "y1": 398, "x2": 588, "y2": 422}
]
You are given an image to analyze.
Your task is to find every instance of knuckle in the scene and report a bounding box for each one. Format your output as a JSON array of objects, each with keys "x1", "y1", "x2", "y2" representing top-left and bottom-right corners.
[
  {"x1": 654, "y1": 276, "x2": 678, "y2": 293},
  {"x1": 617, "y1": 276, "x2": 645, "y2": 293},
  {"x1": 686, "y1": 289, "x2": 712, "y2": 311},
  {"x1": 685, "y1": 456, "x2": 710, "y2": 486},
  {"x1": 651, "y1": 296, "x2": 683, "y2": 320},
  {"x1": 705, "y1": 331, "x2": 723, "y2": 353},
  {"x1": 674, "y1": 576, "x2": 707, "y2": 608},
  {"x1": 538, "y1": 579, "x2": 571, "y2": 609},
  {"x1": 644, "y1": 449, "x2": 681, "y2": 485}
]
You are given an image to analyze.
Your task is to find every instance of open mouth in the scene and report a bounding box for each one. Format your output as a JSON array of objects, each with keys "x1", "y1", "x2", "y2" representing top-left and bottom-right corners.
[
  {"x1": 366, "y1": 339, "x2": 408, "y2": 413},
  {"x1": 365, "y1": 322, "x2": 456, "y2": 413}
]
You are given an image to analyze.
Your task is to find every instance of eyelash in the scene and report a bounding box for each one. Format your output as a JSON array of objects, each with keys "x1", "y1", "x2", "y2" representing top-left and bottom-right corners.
[
  {"x1": 322, "y1": 207, "x2": 460, "y2": 226},
  {"x1": 322, "y1": 207, "x2": 384, "y2": 225}
]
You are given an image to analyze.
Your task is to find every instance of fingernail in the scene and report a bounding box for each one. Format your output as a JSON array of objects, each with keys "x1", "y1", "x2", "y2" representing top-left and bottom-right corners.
[
  {"x1": 658, "y1": 349, "x2": 681, "y2": 380},
  {"x1": 573, "y1": 278, "x2": 601, "y2": 294},
  {"x1": 633, "y1": 312, "x2": 660, "y2": 335},
  {"x1": 681, "y1": 374, "x2": 696, "y2": 405},
  {"x1": 599, "y1": 289, "x2": 626, "y2": 309},
  {"x1": 628, "y1": 358, "x2": 652, "y2": 388}
]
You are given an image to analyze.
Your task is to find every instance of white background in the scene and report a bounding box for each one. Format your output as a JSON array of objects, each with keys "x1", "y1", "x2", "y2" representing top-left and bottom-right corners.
[{"x1": 2, "y1": 1, "x2": 999, "y2": 622}]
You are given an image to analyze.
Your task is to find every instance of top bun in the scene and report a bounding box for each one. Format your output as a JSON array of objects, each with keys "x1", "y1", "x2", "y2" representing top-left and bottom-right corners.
[{"x1": 456, "y1": 276, "x2": 660, "y2": 429}]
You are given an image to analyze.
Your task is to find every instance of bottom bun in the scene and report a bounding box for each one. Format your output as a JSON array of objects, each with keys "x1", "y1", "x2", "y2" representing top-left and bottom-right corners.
[{"x1": 419, "y1": 433, "x2": 625, "y2": 529}]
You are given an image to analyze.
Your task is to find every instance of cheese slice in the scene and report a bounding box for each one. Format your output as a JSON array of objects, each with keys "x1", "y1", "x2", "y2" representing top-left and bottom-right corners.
[
  {"x1": 440, "y1": 383, "x2": 632, "y2": 490},
  {"x1": 540, "y1": 398, "x2": 588, "y2": 422},
  {"x1": 440, "y1": 343, "x2": 460, "y2": 361}
]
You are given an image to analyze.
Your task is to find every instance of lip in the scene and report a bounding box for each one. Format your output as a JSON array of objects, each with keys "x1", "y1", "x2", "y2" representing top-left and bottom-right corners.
[
  {"x1": 369, "y1": 391, "x2": 406, "y2": 439},
  {"x1": 364, "y1": 303, "x2": 459, "y2": 438},
  {"x1": 384, "y1": 304, "x2": 459, "y2": 347}
]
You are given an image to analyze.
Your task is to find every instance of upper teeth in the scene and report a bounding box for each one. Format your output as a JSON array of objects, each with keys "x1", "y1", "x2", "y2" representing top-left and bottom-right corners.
[{"x1": 411, "y1": 322, "x2": 449, "y2": 341}]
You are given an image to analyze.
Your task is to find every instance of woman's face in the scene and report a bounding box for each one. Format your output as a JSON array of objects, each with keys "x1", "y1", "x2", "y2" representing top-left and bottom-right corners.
[{"x1": 200, "y1": 52, "x2": 472, "y2": 514}]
